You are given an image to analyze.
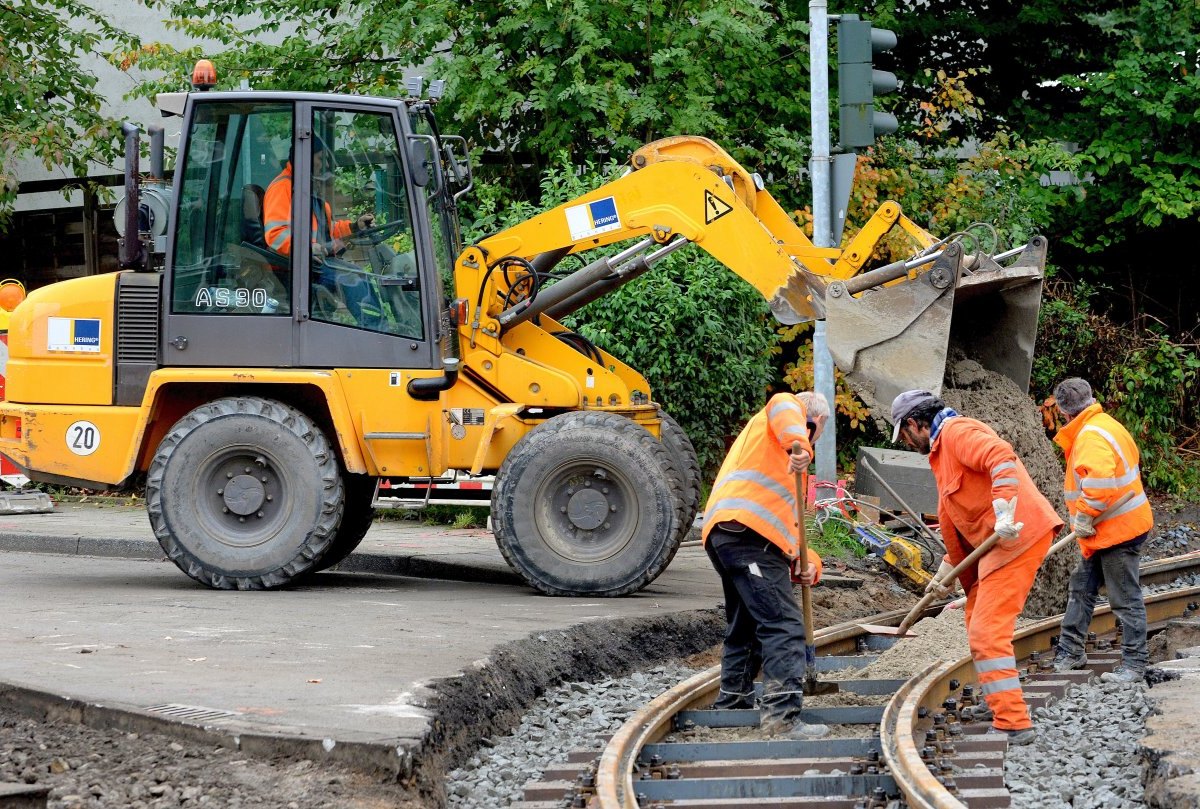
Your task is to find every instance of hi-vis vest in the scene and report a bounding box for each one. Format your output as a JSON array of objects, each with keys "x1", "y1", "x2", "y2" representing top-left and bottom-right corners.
[
  {"x1": 263, "y1": 163, "x2": 352, "y2": 255},
  {"x1": 702, "y1": 393, "x2": 814, "y2": 558},
  {"x1": 1054, "y1": 404, "x2": 1153, "y2": 557}
]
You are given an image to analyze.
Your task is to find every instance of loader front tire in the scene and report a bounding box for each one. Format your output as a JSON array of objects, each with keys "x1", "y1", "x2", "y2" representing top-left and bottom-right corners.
[
  {"x1": 657, "y1": 409, "x2": 702, "y2": 547},
  {"x1": 146, "y1": 397, "x2": 344, "y2": 590},
  {"x1": 314, "y1": 474, "x2": 378, "y2": 572},
  {"x1": 492, "y1": 412, "x2": 679, "y2": 597}
]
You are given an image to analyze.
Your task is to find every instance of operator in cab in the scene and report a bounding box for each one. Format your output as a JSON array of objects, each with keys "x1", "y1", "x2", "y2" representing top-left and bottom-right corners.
[{"x1": 263, "y1": 135, "x2": 382, "y2": 324}]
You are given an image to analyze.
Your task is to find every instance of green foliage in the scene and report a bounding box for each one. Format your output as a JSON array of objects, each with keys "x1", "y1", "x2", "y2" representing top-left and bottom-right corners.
[
  {"x1": 805, "y1": 514, "x2": 866, "y2": 560},
  {"x1": 378, "y1": 504, "x2": 489, "y2": 528},
  {"x1": 131, "y1": 0, "x2": 815, "y2": 209},
  {"x1": 0, "y1": 0, "x2": 136, "y2": 226},
  {"x1": 1107, "y1": 337, "x2": 1200, "y2": 494},
  {"x1": 1058, "y1": 0, "x2": 1200, "y2": 246}
]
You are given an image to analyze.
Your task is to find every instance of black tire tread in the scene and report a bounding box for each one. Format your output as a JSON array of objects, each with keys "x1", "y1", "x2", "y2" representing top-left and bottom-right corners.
[
  {"x1": 146, "y1": 396, "x2": 343, "y2": 590},
  {"x1": 492, "y1": 411, "x2": 681, "y2": 597}
]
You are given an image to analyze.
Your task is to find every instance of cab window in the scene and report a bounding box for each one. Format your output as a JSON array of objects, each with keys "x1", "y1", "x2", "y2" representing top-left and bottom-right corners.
[
  {"x1": 305, "y1": 108, "x2": 423, "y2": 339},
  {"x1": 171, "y1": 102, "x2": 293, "y2": 315}
]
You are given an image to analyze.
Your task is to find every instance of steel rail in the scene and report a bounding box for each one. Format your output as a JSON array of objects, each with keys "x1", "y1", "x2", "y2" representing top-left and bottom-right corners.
[
  {"x1": 592, "y1": 602, "x2": 944, "y2": 808},
  {"x1": 593, "y1": 552, "x2": 1200, "y2": 809},
  {"x1": 883, "y1": 583, "x2": 1200, "y2": 809}
]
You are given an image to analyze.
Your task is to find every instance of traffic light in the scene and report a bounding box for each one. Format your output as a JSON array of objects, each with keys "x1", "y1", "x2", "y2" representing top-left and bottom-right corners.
[{"x1": 837, "y1": 14, "x2": 898, "y2": 150}]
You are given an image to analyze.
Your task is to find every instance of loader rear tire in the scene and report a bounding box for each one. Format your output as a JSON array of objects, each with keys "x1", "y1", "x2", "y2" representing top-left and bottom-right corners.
[
  {"x1": 146, "y1": 397, "x2": 344, "y2": 590},
  {"x1": 657, "y1": 409, "x2": 702, "y2": 548},
  {"x1": 314, "y1": 474, "x2": 378, "y2": 572},
  {"x1": 492, "y1": 412, "x2": 680, "y2": 596}
]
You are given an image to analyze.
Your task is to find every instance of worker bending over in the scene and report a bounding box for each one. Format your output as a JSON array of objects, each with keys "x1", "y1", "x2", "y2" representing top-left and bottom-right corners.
[
  {"x1": 703, "y1": 391, "x2": 831, "y2": 740},
  {"x1": 891, "y1": 390, "x2": 1062, "y2": 745},
  {"x1": 1051, "y1": 378, "x2": 1153, "y2": 683}
]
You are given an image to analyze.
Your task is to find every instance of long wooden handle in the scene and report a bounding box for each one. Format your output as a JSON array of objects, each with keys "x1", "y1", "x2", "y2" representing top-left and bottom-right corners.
[
  {"x1": 793, "y1": 442, "x2": 815, "y2": 649},
  {"x1": 896, "y1": 530, "x2": 1003, "y2": 634},
  {"x1": 1044, "y1": 491, "x2": 1137, "y2": 559}
]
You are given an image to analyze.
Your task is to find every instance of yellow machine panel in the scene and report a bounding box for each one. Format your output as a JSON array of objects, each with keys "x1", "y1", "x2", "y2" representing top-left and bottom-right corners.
[
  {"x1": 0, "y1": 405, "x2": 143, "y2": 484},
  {"x1": 5, "y1": 275, "x2": 118, "y2": 406}
]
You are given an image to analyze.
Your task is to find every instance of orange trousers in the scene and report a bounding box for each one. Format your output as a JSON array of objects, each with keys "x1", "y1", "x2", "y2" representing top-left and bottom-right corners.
[{"x1": 963, "y1": 529, "x2": 1053, "y2": 731}]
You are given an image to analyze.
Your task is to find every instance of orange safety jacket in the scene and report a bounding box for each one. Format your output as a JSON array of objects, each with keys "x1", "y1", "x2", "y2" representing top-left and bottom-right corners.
[
  {"x1": 263, "y1": 163, "x2": 352, "y2": 256},
  {"x1": 1054, "y1": 403, "x2": 1153, "y2": 558},
  {"x1": 702, "y1": 393, "x2": 822, "y2": 580},
  {"x1": 929, "y1": 416, "x2": 1063, "y2": 592}
]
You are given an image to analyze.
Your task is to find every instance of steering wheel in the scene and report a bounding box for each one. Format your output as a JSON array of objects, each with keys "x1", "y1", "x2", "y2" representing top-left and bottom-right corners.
[{"x1": 346, "y1": 219, "x2": 408, "y2": 246}]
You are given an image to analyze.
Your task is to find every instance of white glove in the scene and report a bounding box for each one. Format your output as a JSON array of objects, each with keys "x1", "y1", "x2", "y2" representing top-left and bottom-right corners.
[
  {"x1": 1072, "y1": 511, "x2": 1097, "y2": 538},
  {"x1": 992, "y1": 496, "x2": 1024, "y2": 540},
  {"x1": 926, "y1": 559, "x2": 956, "y2": 597}
]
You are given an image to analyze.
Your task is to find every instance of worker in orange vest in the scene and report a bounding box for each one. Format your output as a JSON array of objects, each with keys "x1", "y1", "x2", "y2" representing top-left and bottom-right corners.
[
  {"x1": 703, "y1": 391, "x2": 830, "y2": 740},
  {"x1": 891, "y1": 390, "x2": 1063, "y2": 746},
  {"x1": 1050, "y1": 378, "x2": 1153, "y2": 683}
]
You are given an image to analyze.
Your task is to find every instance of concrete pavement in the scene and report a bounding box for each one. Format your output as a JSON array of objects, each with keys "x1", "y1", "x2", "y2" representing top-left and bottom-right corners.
[{"x1": 0, "y1": 502, "x2": 724, "y2": 777}]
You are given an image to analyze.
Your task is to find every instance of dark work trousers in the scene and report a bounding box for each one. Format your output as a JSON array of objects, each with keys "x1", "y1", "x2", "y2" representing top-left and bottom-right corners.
[
  {"x1": 1058, "y1": 532, "x2": 1149, "y2": 671},
  {"x1": 705, "y1": 525, "x2": 808, "y2": 725}
]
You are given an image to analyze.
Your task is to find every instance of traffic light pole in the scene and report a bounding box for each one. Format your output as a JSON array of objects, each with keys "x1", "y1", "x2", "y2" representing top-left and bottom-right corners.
[{"x1": 809, "y1": 0, "x2": 839, "y2": 501}]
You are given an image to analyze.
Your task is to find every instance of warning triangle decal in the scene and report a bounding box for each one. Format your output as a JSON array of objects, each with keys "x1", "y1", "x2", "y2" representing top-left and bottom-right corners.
[{"x1": 704, "y1": 189, "x2": 733, "y2": 224}]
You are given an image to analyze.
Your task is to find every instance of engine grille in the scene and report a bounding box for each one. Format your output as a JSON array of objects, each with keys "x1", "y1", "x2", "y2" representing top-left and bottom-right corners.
[{"x1": 116, "y1": 280, "x2": 160, "y2": 364}]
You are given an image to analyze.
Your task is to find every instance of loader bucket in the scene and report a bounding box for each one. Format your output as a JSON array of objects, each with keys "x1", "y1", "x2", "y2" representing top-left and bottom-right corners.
[{"x1": 824, "y1": 236, "x2": 1048, "y2": 414}]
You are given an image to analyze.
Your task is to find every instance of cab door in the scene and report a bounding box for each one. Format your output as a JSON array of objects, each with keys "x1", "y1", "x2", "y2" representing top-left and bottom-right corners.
[
  {"x1": 163, "y1": 97, "x2": 298, "y2": 367},
  {"x1": 293, "y1": 102, "x2": 439, "y2": 371}
]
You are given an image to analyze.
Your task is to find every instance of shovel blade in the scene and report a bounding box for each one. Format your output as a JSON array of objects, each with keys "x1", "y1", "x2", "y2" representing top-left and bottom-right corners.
[
  {"x1": 856, "y1": 623, "x2": 919, "y2": 638},
  {"x1": 803, "y1": 677, "x2": 840, "y2": 696}
]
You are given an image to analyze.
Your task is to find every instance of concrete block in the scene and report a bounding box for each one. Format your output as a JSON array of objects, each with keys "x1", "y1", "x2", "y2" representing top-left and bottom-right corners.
[
  {"x1": 854, "y1": 447, "x2": 938, "y2": 516},
  {"x1": 0, "y1": 491, "x2": 53, "y2": 514}
]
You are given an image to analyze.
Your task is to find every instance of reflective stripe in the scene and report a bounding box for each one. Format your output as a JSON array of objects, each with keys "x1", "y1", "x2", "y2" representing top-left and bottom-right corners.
[
  {"x1": 990, "y1": 461, "x2": 1016, "y2": 477},
  {"x1": 974, "y1": 656, "x2": 1017, "y2": 674},
  {"x1": 713, "y1": 471, "x2": 796, "y2": 509},
  {"x1": 979, "y1": 676, "x2": 1022, "y2": 696},
  {"x1": 1078, "y1": 466, "x2": 1140, "y2": 489},
  {"x1": 264, "y1": 219, "x2": 291, "y2": 229},
  {"x1": 1104, "y1": 492, "x2": 1148, "y2": 520},
  {"x1": 780, "y1": 424, "x2": 809, "y2": 440},
  {"x1": 992, "y1": 477, "x2": 1019, "y2": 488},
  {"x1": 1065, "y1": 491, "x2": 1080, "y2": 501},
  {"x1": 1080, "y1": 425, "x2": 1133, "y2": 469},
  {"x1": 268, "y1": 230, "x2": 291, "y2": 250},
  {"x1": 768, "y1": 400, "x2": 803, "y2": 420},
  {"x1": 705, "y1": 497, "x2": 794, "y2": 541},
  {"x1": 1082, "y1": 496, "x2": 1108, "y2": 511}
]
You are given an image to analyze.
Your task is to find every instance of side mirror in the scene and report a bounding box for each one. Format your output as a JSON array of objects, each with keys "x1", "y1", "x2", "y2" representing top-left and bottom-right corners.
[{"x1": 407, "y1": 137, "x2": 432, "y2": 187}]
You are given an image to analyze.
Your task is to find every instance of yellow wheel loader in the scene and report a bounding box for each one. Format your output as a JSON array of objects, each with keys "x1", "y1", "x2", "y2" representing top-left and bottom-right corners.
[{"x1": 0, "y1": 69, "x2": 1046, "y2": 595}]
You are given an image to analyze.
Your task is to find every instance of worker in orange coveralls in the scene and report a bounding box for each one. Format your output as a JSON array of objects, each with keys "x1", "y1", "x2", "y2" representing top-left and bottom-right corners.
[
  {"x1": 703, "y1": 391, "x2": 830, "y2": 740},
  {"x1": 891, "y1": 390, "x2": 1063, "y2": 746}
]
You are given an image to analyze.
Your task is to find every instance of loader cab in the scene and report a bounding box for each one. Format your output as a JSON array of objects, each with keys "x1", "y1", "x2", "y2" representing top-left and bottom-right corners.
[{"x1": 163, "y1": 91, "x2": 454, "y2": 369}]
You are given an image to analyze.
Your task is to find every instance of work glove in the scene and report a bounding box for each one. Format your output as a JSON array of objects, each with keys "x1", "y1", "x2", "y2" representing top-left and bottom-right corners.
[
  {"x1": 991, "y1": 496, "x2": 1024, "y2": 541},
  {"x1": 354, "y1": 213, "x2": 375, "y2": 233},
  {"x1": 1072, "y1": 511, "x2": 1097, "y2": 538},
  {"x1": 926, "y1": 559, "x2": 956, "y2": 598}
]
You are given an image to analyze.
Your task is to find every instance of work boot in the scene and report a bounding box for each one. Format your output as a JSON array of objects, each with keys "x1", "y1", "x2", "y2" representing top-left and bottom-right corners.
[
  {"x1": 962, "y1": 703, "x2": 994, "y2": 722},
  {"x1": 1100, "y1": 665, "x2": 1145, "y2": 684},
  {"x1": 986, "y1": 725, "x2": 1037, "y2": 746},
  {"x1": 785, "y1": 721, "x2": 830, "y2": 740},
  {"x1": 1051, "y1": 651, "x2": 1088, "y2": 673}
]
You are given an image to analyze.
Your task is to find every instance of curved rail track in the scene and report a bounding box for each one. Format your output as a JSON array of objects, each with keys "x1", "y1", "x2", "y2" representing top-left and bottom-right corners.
[{"x1": 518, "y1": 552, "x2": 1200, "y2": 809}]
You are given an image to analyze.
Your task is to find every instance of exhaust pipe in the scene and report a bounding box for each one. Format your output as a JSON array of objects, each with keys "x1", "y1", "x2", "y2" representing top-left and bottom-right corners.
[
  {"x1": 148, "y1": 124, "x2": 165, "y2": 180},
  {"x1": 117, "y1": 122, "x2": 146, "y2": 271}
]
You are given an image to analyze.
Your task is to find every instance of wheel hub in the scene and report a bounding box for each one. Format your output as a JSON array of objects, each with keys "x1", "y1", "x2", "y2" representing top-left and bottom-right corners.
[
  {"x1": 566, "y1": 488, "x2": 609, "y2": 530},
  {"x1": 222, "y1": 474, "x2": 266, "y2": 516}
]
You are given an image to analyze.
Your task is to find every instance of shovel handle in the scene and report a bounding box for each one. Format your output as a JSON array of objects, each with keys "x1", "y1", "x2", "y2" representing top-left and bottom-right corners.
[
  {"x1": 793, "y1": 443, "x2": 815, "y2": 649},
  {"x1": 896, "y1": 530, "x2": 1003, "y2": 635},
  {"x1": 1044, "y1": 491, "x2": 1136, "y2": 560}
]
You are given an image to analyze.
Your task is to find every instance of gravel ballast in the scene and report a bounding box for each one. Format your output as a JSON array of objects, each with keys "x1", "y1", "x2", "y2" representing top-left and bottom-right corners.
[
  {"x1": 1005, "y1": 679, "x2": 1153, "y2": 809},
  {"x1": 445, "y1": 664, "x2": 698, "y2": 808}
]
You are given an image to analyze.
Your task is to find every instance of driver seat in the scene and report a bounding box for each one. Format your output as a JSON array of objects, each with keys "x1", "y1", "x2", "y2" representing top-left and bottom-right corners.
[{"x1": 237, "y1": 183, "x2": 291, "y2": 311}]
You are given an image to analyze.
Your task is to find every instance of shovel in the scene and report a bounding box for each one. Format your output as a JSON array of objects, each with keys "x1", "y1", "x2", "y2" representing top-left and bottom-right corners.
[
  {"x1": 793, "y1": 444, "x2": 839, "y2": 696},
  {"x1": 863, "y1": 490, "x2": 1137, "y2": 638}
]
